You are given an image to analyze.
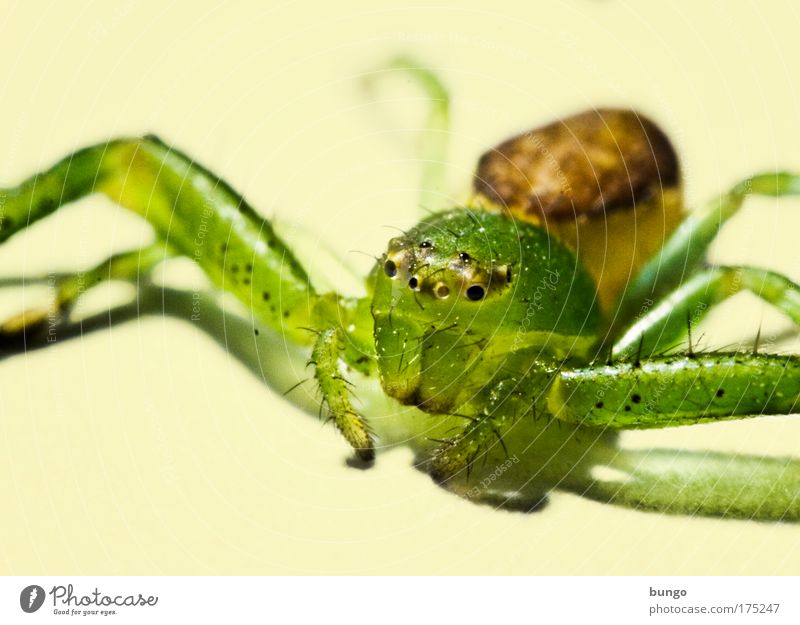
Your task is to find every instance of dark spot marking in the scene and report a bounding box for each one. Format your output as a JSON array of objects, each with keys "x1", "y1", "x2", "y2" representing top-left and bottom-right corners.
[
  {"x1": 384, "y1": 260, "x2": 397, "y2": 278},
  {"x1": 283, "y1": 310, "x2": 290, "y2": 318},
  {"x1": 716, "y1": 388, "x2": 725, "y2": 398},
  {"x1": 231, "y1": 264, "x2": 239, "y2": 273},
  {"x1": 245, "y1": 263, "x2": 253, "y2": 272},
  {"x1": 624, "y1": 405, "x2": 631, "y2": 412},
  {"x1": 631, "y1": 393, "x2": 641, "y2": 404},
  {"x1": 243, "y1": 278, "x2": 251, "y2": 285},
  {"x1": 262, "y1": 292, "x2": 270, "y2": 301},
  {"x1": 254, "y1": 328, "x2": 259, "y2": 336},
  {"x1": 466, "y1": 285, "x2": 485, "y2": 301},
  {"x1": 595, "y1": 401, "x2": 604, "y2": 409}
]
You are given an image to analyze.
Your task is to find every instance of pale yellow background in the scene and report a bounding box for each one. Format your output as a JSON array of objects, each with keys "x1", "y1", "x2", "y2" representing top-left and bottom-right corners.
[{"x1": 1, "y1": 0, "x2": 799, "y2": 575}]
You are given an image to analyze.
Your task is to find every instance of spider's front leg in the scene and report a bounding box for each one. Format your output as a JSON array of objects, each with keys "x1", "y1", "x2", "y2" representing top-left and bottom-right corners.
[
  {"x1": 549, "y1": 354, "x2": 800, "y2": 520},
  {"x1": 551, "y1": 353, "x2": 800, "y2": 429},
  {"x1": 311, "y1": 326, "x2": 374, "y2": 462},
  {"x1": 0, "y1": 136, "x2": 375, "y2": 460},
  {"x1": 426, "y1": 370, "x2": 618, "y2": 512}
]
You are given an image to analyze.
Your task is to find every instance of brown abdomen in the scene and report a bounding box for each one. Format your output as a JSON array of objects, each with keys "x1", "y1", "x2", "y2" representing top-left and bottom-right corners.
[{"x1": 474, "y1": 108, "x2": 683, "y2": 313}]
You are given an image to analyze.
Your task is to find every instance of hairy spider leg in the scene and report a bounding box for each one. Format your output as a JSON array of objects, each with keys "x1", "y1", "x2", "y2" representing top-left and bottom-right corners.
[
  {"x1": 612, "y1": 172, "x2": 800, "y2": 338},
  {"x1": 0, "y1": 136, "x2": 374, "y2": 458},
  {"x1": 361, "y1": 55, "x2": 450, "y2": 212},
  {"x1": 612, "y1": 265, "x2": 800, "y2": 359}
]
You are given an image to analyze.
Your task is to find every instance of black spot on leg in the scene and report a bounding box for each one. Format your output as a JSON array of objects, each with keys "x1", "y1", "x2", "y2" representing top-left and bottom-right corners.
[
  {"x1": 624, "y1": 405, "x2": 631, "y2": 412},
  {"x1": 254, "y1": 328, "x2": 259, "y2": 336},
  {"x1": 631, "y1": 393, "x2": 641, "y2": 404},
  {"x1": 595, "y1": 401, "x2": 604, "y2": 409},
  {"x1": 283, "y1": 310, "x2": 290, "y2": 318},
  {"x1": 262, "y1": 292, "x2": 270, "y2": 301},
  {"x1": 716, "y1": 388, "x2": 725, "y2": 398}
]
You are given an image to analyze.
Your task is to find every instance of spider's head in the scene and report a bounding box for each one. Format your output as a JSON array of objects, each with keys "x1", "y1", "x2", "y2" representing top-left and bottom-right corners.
[
  {"x1": 370, "y1": 209, "x2": 601, "y2": 408},
  {"x1": 381, "y1": 229, "x2": 513, "y2": 307}
]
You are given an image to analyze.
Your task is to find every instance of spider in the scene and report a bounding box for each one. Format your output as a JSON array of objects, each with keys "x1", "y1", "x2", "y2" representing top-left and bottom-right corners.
[{"x1": 1, "y1": 58, "x2": 798, "y2": 521}]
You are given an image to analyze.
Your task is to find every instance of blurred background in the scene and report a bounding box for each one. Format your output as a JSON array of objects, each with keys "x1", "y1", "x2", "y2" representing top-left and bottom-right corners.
[{"x1": 1, "y1": 0, "x2": 799, "y2": 574}]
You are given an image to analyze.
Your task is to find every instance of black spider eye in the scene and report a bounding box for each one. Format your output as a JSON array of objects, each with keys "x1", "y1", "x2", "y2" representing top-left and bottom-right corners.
[
  {"x1": 384, "y1": 259, "x2": 397, "y2": 277},
  {"x1": 506, "y1": 266, "x2": 512, "y2": 283},
  {"x1": 459, "y1": 252, "x2": 471, "y2": 262},
  {"x1": 408, "y1": 276, "x2": 419, "y2": 290},
  {"x1": 466, "y1": 285, "x2": 485, "y2": 301},
  {"x1": 419, "y1": 241, "x2": 432, "y2": 248}
]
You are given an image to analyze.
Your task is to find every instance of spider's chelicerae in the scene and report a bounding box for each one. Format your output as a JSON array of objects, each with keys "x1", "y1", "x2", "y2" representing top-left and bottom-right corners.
[{"x1": 2, "y1": 58, "x2": 799, "y2": 520}]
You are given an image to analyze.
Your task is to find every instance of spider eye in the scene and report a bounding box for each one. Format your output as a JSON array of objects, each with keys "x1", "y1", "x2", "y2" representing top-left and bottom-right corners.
[
  {"x1": 408, "y1": 276, "x2": 419, "y2": 290},
  {"x1": 466, "y1": 285, "x2": 485, "y2": 301},
  {"x1": 384, "y1": 259, "x2": 397, "y2": 278},
  {"x1": 419, "y1": 241, "x2": 433, "y2": 248},
  {"x1": 434, "y1": 283, "x2": 450, "y2": 299},
  {"x1": 459, "y1": 251, "x2": 471, "y2": 263}
]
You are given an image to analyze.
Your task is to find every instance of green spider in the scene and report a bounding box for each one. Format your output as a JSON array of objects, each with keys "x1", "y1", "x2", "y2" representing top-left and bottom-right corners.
[{"x1": 1, "y1": 58, "x2": 799, "y2": 521}]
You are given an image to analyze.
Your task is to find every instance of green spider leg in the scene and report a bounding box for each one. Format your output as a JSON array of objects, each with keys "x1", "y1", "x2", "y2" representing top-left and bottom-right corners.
[
  {"x1": 0, "y1": 244, "x2": 170, "y2": 345},
  {"x1": 610, "y1": 172, "x2": 800, "y2": 340},
  {"x1": 612, "y1": 264, "x2": 800, "y2": 359},
  {"x1": 569, "y1": 448, "x2": 800, "y2": 522},
  {"x1": 545, "y1": 349, "x2": 800, "y2": 520},
  {"x1": 525, "y1": 172, "x2": 800, "y2": 521},
  {"x1": 0, "y1": 136, "x2": 374, "y2": 460},
  {"x1": 361, "y1": 55, "x2": 450, "y2": 212},
  {"x1": 311, "y1": 326, "x2": 374, "y2": 461}
]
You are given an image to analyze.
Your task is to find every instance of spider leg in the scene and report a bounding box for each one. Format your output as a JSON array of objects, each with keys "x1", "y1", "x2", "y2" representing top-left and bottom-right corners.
[
  {"x1": 549, "y1": 352, "x2": 800, "y2": 429},
  {"x1": 612, "y1": 172, "x2": 800, "y2": 336},
  {"x1": 0, "y1": 244, "x2": 171, "y2": 345},
  {"x1": 0, "y1": 136, "x2": 319, "y2": 345},
  {"x1": 427, "y1": 408, "x2": 552, "y2": 513},
  {"x1": 311, "y1": 326, "x2": 375, "y2": 462},
  {"x1": 563, "y1": 447, "x2": 800, "y2": 521},
  {"x1": 612, "y1": 265, "x2": 800, "y2": 359},
  {"x1": 361, "y1": 55, "x2": 450, "y2": 212},
  {"x1": 424, "y1": 370, "x2": 617, "y2": 512}
]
